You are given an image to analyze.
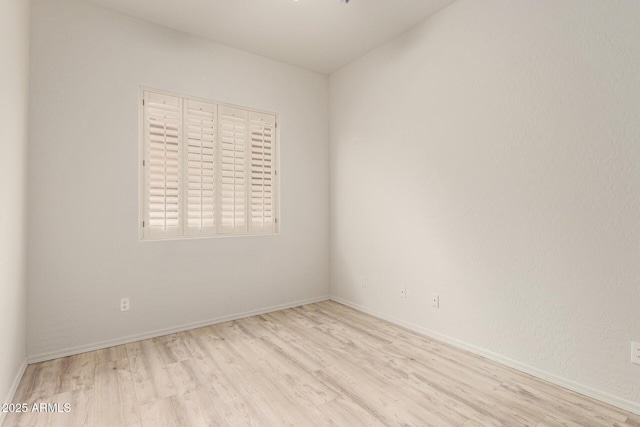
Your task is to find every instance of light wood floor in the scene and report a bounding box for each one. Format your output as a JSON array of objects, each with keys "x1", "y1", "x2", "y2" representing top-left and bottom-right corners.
[{"x1": 3, "y1": 301, "x2": 639, "y2": 427}]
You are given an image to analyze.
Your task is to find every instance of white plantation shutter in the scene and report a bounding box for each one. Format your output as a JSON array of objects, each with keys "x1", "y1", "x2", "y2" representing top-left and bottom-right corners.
[
  {"x1": 248, "y1": 111, "x2": 277, "y2": 233},
  {"x1": 141, "y1": 89, "x2": 277, "y2": 240},
  {"x1": 143, "y1": 92, "x2": 182, "y2": 239},
  {"x1": 218, "y1": 106, "x2": 248, "y2": 234},
  {"x1": 185, "y1": 99, "x2": 216, "y2": 237}
]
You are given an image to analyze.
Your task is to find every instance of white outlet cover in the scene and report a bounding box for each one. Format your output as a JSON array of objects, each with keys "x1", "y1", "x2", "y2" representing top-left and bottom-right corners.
[
  {"x1": 631, "y1": 342, "x2": 640, "y2": 365},
  {"x1": 431, "y1": 294, "x2": 439, "y2": 308}
]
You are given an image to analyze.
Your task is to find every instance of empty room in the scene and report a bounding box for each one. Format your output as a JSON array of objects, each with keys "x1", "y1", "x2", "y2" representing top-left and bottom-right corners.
[{"x1": 1, "y1": 0, "x2": 639, "y2": 425}]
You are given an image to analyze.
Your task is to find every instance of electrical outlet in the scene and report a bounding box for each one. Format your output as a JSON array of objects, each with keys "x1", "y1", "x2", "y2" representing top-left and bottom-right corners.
[
  {"x1": 631, "y1": 342, "x2": 640, "y2": 365},
  {"x1": 400, "y1": 286, "x2": 406, "y2": 298},
  {"x1": 431, "y1": 294, "x2": 439, "y2": 308},
  {"x1": 120, "y1": 297, "x2": 130, "y2": 312},
  {"x1": 360, "y1": 277, "x2": 366, "y2": 288}
]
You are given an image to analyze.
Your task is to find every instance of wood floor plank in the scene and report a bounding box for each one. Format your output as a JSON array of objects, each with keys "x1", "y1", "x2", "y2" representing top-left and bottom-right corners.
[
  {"x1": 167, "y1": 359, "x2": 244, "y2": 426},
  {"x1": 324, "y1": 344, "x2": 475, "y2": 426},
  {"x1": 258, "y1": 334, "x2": 328, "y2": 373},
  {"x1": 497, "y1": 381, "x2": 627, "y2": 427},
  {"x1": 626, "y1": 414, "x2": 640, "y2": 427},
  {"x1": 126, "y1": 340, "x2": 175, "y2": 406},
  {"x1": 316, "y1": 397, "x2": 387, "y2": 427},
  {"x1": 56, "y1": 351, "x2": 97, "y2": 394},
  {"x1": 138, "y1": 397, "x2": 180, "y2": 427},
  {"x1": 153, "y1": 334, "x2": 194, "y2": 366},
  {"x1": 94, "y1": 345, "x2": 127, "y2": 365},
  {"x1": 94, "y1": 359, "x2": 141, "y2": 427},
  {"x1": 314, "y1": 364, "x2": 450, "y2": 427},
  {"x1": 51, "y1": 388, "x2": 95, "y2": 427},
  {"x1": 28, "y1": 359, "x2": 64, "y2": 403},
  {"x1": 4, "y1": 301, "x2": 639, "y2": 427}
]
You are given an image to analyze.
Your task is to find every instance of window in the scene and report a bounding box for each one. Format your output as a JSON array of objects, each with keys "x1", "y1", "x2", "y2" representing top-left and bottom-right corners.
[{"x1": 141, "y1": 89, "x2": 278, "y2": 240}]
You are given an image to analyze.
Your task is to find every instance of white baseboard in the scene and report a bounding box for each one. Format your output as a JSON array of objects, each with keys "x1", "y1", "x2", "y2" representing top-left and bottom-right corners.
[
  {"x1": 0, "y1": 358, "x2": 27, "y2": 426},
  {"x1": 330, "y1": 296, "x2": 640, "y2": 416},
  {"x1": 28, "y1": 295, "x2": 330, "y2": 364}
]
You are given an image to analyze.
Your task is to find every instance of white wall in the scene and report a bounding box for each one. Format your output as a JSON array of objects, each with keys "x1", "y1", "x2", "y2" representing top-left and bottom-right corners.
[
  {"x1": 330, "y1": 0, "x2": 640, "y2": 410},
  {"x1": 0, "y1": 0, "x2": 29, "y2": 413},
  {"x1": 28, "y1": 0, "x2": 329, "y2": 359}
]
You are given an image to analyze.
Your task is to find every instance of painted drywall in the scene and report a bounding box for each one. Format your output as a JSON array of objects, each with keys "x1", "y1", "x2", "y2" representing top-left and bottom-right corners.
[
  {"x1": 330, "y1": 0, "x2": 640, "y2": 409},
  {"x1": 0, "y1": 0, "x2": 29, "y2": 411},
  {"x1": 28, "y1": 0, "x2": 329, "y2": 358}
]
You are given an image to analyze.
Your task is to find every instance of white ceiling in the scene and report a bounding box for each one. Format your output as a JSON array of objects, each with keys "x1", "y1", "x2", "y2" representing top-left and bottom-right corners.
[{"x1": 84, "y1": 0, "x2": 457, "y2": 74}]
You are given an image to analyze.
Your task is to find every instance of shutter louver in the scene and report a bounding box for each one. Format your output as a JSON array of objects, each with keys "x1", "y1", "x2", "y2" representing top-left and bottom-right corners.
[
  {"x1": 144, "y1": 92, "x2": 182, "y2": 239},
  {"x1": 185, "y1": 99, "x2": 216, "y2": 237},
  {"x1": 218, "y1": 106, "x2": 248, "y2": 234},
  {"x1": 248, "y1": 112, "x2": 276, "y2": 233}
]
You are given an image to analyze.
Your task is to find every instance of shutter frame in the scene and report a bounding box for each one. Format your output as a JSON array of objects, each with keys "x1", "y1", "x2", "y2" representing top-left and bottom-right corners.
[{"x1": 141, "y1": 88, "x2": 278, "y2": 240}]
